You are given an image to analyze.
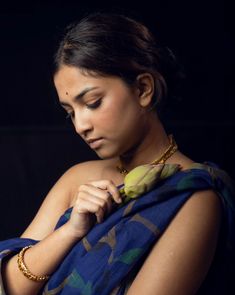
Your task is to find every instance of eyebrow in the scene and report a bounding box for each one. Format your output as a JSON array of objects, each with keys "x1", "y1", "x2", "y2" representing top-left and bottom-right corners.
[{"x1": 59, "y1": 86, "x2": 100, "y2": 107}]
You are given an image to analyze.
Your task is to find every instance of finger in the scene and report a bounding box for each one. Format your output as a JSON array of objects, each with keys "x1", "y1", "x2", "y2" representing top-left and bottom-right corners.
[
  {"x1": 79, "y1": 184, "x2": 111, "y2": 202},
  {"x1": 76, "y1": 198, "x2": 105, "y2": 222},
  {"x1": 79, "y1": 182, "x2": 121, "y2": 205},
  {"x1": 87, "y1": 180, "x2": 122, "y2": 204},
  {"x1": 79, "y1": 184, "x2": 115, "y2": 214},
  {"x1": 78, "y1": 189, "x2": 109, "y2": 214},
  {"x1": 95, "y1": 207, "x2": 105, "y2": 223},
  {"x1": 77, "y1": 201, "x2": 105, "y2": 224},
  {"x1": 105, "y1": 192, "x2": 115, "y2": 215}
]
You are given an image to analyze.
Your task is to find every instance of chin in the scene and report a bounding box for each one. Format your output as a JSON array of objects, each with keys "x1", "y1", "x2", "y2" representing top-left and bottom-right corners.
[{"x1": 94, "y1": 147, "x2": 121, "y2": 160}]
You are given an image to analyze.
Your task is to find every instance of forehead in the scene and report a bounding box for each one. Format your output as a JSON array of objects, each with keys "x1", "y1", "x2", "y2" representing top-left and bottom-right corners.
[{"x1": 54, "y1": 65, "x2": 123, "y2": 96}]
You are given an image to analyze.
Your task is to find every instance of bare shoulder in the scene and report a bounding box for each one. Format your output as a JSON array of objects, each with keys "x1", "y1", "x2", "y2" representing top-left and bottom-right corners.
[
  {"x1": 63, "y1": 159, "x2": 107, "y2": 186},
  {"x1": 65, "y1": 157, "x2": 118, "y2": 186},
  {"x1": 67, "y1": 157, "x2": 120, "y2": 175},
  {"x1": 165, "y1": 189, "x2": 222, "y2": 247},
  {"x1": 127, "y1": 189, "x2": 222, "y2": 295},
  {"x1": 177, "y1": 189, "x2": 222, "y2": 220},
  {"x1": 67, "y1": 158, "x2": 124, "y2": 206}
]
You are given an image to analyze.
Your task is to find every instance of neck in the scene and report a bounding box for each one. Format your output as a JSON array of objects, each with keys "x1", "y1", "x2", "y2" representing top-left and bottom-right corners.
[{"x1": 118, "y1": 115, "x2": 172, "y2": 172}]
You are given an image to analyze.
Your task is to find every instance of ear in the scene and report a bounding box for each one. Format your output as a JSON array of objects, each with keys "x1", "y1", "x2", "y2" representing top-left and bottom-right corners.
[{"x1": 135, "y1": 73, "x2": 155, "y2": 108}]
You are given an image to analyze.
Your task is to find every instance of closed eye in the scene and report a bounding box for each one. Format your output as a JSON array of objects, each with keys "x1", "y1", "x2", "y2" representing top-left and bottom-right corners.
[
  {"x1": 86, "y1": 98, "x2": 102, "y2": 109},
  {"x1": 64, "y1": 98, "x2": 102, "y2": 120}
]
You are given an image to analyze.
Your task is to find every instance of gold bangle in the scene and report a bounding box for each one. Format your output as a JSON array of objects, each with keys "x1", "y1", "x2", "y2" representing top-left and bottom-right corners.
[{"x1": 17, "y1": 245, "x2": 50, "y2": 282}]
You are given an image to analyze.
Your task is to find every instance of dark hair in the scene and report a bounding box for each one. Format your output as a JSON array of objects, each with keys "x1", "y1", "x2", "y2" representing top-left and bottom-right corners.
[{"x1": 54, "y1": 12, "x2": 185, "y2": 112}]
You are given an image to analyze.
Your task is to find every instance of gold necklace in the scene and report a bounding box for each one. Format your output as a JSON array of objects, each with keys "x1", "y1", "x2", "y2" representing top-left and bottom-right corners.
[{"x1": 116, "y1": 134, "x2": 178, "y2": 176}]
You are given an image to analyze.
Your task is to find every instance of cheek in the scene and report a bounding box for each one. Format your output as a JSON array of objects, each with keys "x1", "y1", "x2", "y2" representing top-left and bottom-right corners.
[
  {"x1": 93, "y1": 96, "x2": 126, "y2": 127},
  {"x1": 94, "y1": 109, "x2": 122, "y2": 131},
  {"x1": 96, "y1": 97, "x2": 143, "y2": 137}
]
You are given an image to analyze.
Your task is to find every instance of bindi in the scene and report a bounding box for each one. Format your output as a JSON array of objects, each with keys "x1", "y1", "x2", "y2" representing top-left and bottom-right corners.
[{"x1": 65, "y1": 91, "x2": 69, "y2": 95}]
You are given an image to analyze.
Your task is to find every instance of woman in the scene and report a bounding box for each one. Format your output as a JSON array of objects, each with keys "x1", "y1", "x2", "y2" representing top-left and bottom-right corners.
[{"x1": 0, "y1": 12, "x2": 234, "y2": 295}]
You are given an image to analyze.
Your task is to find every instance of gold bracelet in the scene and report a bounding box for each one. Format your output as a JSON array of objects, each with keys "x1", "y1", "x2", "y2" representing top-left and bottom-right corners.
[{"x1": 17, "y1": 245, "x2": 50, "y2": 282}]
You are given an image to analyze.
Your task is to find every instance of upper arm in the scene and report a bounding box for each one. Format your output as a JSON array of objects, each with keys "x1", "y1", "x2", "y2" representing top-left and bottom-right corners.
[
  {"x1": 127, "y1": 189, "x2": 222, "y2": 295},
  {"x1": 20, "y1": 162, "x2": 87, "y2": 240}
]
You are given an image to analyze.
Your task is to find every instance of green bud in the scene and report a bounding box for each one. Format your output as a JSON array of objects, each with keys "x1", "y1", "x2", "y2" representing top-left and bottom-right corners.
[{"x1": 122, "y1": 163, "x2": 181, "y2": 199}]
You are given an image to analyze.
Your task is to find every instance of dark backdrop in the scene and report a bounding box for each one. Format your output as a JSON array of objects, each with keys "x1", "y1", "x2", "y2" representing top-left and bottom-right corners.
[{"x1": 0, "y1": 0, "x2": 233, "y2": 240}]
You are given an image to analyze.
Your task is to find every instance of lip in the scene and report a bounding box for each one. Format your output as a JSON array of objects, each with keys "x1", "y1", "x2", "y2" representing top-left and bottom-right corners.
[{"x1": 87, "y1": 138, "x2": 104, "y2": 149}]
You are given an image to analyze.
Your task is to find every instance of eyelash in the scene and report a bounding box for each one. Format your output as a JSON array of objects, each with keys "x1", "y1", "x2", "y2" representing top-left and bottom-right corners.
[
  {"x1": 65, "y1": 99, "x2": 102, "y2": 120},
  {"x1": 86, "y1": 98, "x2": 102, "y2": 109}
]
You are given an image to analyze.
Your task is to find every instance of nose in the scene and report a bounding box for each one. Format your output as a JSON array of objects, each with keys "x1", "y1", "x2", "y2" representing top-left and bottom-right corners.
[{"x1": 73, "y1": 111, "x2": 93, "y2": 136}]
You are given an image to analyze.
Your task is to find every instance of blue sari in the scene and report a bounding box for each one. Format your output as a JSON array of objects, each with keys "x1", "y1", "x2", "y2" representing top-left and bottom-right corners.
[{"x1": 0, "y1": 162, "x2": 235, "y2": 294}]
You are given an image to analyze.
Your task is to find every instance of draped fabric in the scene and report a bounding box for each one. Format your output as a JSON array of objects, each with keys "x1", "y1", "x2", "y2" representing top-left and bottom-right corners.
[{"x1": 0, "y1": 162, "x2": 234, "y2": 295}]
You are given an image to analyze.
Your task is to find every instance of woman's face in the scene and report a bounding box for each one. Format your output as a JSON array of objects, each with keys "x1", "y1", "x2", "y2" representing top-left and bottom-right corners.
[{"x1": 54, "y1": 65, "x2": 149, "y2": 159}]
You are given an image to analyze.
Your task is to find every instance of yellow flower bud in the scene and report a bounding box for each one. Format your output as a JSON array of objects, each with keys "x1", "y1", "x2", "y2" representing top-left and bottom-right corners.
[{"x1": 122, "y1": 163, "x2": 181, "y2": 199}]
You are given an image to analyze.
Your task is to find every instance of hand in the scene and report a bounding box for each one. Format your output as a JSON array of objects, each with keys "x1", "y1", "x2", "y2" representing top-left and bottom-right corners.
[{"x1": 66, "y1": 180, "x2": 122, "y2": 237}]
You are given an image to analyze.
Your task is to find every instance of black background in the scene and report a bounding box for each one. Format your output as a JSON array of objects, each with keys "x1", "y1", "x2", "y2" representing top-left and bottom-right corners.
[{"x1": 0, "y1": 0, "x2": 233, "y2": 240}]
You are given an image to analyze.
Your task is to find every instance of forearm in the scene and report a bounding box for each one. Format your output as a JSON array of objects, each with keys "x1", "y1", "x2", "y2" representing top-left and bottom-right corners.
[{"x1": 2, "y1": 223, "x2": 83, "y2": 295}]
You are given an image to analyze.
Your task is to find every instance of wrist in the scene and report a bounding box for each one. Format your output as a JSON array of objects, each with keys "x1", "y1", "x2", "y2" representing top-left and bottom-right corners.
[{"x1": 60, "y1": 222, "x2": 86, "y2": 241}]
